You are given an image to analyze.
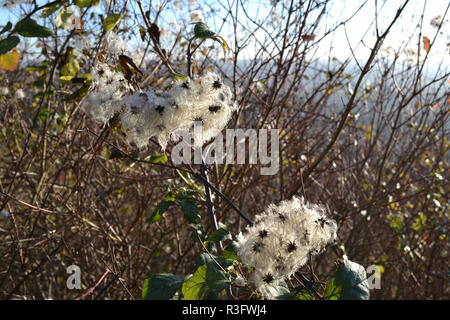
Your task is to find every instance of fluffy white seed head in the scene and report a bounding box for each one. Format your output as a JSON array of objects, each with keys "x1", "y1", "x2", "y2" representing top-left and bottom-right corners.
[
  {"x1": 14, "y1": 88, "x2": 25, "y2": 99},
  {"x1": 119, "y1": 73, "x2": 235, "y2": 149},
  {"x1": 83, "y1": 69, "x2": 235, "y2": 149},
  {"x1": 82, "y1": 61, "x2": 131, "y2": 124},
  {"x1": 236, "y1": 196, "x2": 337, "y2": 299},
  {"x1": 0, "y1": 87, "x2": 9, "y2": 96},
  {"x1": 120, "y1": 90, "x2": 178, "y2": 149}
]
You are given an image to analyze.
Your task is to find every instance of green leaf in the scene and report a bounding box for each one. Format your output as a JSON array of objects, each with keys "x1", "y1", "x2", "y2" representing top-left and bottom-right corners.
[
  {"x1": 298, "y1": 291, "x2": 313, "y2": 300},
  {"x1": 60, "y1": 47, "x2": 80, "y2": 77},
  {"x1": 194, "y1": 253, "x2": 215, "y2": 270},
  {"x1": 149, "y1": 153, "x2": 168, "y2": 164},
  {"x1": 206, "y1": 228, "x2": 231, "y2": 242},
  {"x1": 32, "y1": 74, "x2": 46, "y2": 88},
  {"x1": 193, "y1": 22, "x2": 215, "y2": 38},
  {"x1": 194, "y1": 253, "x2": 233, "y2": 270},
  {"x1": 277, "y1": 289, "x2": 313, "y2": 300},
  {"x1": 220, "y1": 242, "x2": 239, "y2": 261},
  {"x1": 25, "y1": 61, "x2": 49, "y2": 72},
  {"x1": 15, "y1": 18, "x2": 53, "y2": 38},
  {"x1": 41, "y1": 1, "x2": 67, "y2": 18},
  {"x1": 37, "y1": 107, "x2": 49, "y2": 121},
  {"x1": 0, "y1": 36, "x2": 20, "y2": 55},
  {"x1": 165, "y1": 192, "x2": 176, "y2": 201},
  {"x1": 60, "y1": 75, "x2": 76, "y2": 83},
  {"x1": 192, "y1": 22, "x2": 229, "y2": 56},
  {"x1": 142, "y1": 273, "x2": 182, "y2": 300},
  {"x1": 64, "y1": 84, "x2": 89, "y2": 101},
  {"x1": 171, "y1": 72, "x2": 188, "y2": 81},
  {"x1": 271, "y1": 280, "x2": 290, "y2": 298},
  {"x1": 148, "y1": 200, "x2": 175, "y2": 223},
  {"x1": 181, "y1": 263, "x2": 230, "y2": 300},
  {"x1": 73, "y1": 0, "x2": 99, "y2": 7},
  {"x1": 175, "y1": 187, "x2": 196, "y2": 200},
  {"x1": 324, "y1": 258, "x2": 370, "y2": 300},
  {"x1": 103, "y1": 13, "x2": 124, "y2": 31},
  {"x1": 0, "y1": 22, "x2": 12, "y2": 35},
  {"x1": 180, "y1": 199, "x2": 200, "y2": 224}
]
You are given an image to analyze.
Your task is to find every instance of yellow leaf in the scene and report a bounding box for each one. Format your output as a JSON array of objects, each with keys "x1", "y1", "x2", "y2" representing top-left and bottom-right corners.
[{"x1": 0, "y1": 49, "x2": 20, "y2": 71}]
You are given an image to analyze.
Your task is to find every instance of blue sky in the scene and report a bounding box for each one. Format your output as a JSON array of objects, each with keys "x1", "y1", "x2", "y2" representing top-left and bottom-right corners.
[{"x1": 1, "y1": 0, "x2": 449, "y2": 70}]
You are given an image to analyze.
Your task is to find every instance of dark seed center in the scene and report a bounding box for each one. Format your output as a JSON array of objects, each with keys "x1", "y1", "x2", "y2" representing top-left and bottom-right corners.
[
  {"x1": 263, "y1": 273, "x2": 274, "y2": 284},
  {"x1": 287, "y1": 242, "x2": 297, "y2": 253},
  {"x1": 258, "y1": 230, "x2": 269, "y2": 238},
  {"x1": 155, "y1": 105, "x2": 165, "y2": 115},
  {"x1": 208, "y1": 105, "x2": 221, "y2": 112},
  {"x1": 278, "y1": 213, "x2": 287, "y2": 222},
  {"x1": 252, "y1": 242, "x2": 263, "y2": 252},
  {"x1": 212, "y1": 80, "x2": 222, "y2": 89}
]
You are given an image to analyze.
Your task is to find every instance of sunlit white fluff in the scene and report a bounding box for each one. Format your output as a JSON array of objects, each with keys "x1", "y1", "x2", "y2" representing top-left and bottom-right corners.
[
  {"x1": 120, "y1": 73, "x2": 235, "y2": 149},
  {"x1": 82, "y1": 62, "x2": 131, "y2": 124},
  {"x1": 14, "y1": 88, "x2": 25, "y2": 99},
  {"x1": 236, "y1": 196, "x2": 337, "y2": 299}
]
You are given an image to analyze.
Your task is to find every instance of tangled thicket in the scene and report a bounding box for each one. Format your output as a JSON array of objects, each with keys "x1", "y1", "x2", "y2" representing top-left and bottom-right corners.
[{"x1": 0, "y1": 0, "x2": 449, "y2": 300}]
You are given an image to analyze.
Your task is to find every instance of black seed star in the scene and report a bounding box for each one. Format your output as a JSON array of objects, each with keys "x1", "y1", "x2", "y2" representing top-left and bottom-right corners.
[
  {"x1": 139, "y1": 92, "x2": 148, "y2": 101},
  {"x1": 212, "y1": 80, "x2": 222, "y2": 89},
  {"x1": 263, "y1": 273, "x2": 274, "y2": 284},
  {"x1": 252, "y1": 242, "x2": 263, "y2": 253},
  {"x1": 208, "y1": 105, "x2": 221, "y2": 113},
  {"x1": 287, "y1": 241, "x2": 297, "y2": 253},
  {"x1": 193, "y1": 117, "x2": 204, "y2": 124},
  {"x1": 258, "y1": 229, "x2": 269, "y2": 239},
  {"x1": 278, "y1": 213, "x2": 287, "y2": 222},
  {"x1": 315, "y1": 217, "x2": 327, "y2": 228},
  {"x1": 155, "y1": 105, "x2": 165, "y2": 115},
  {"x1": 130, "y1": 105, "x2": 141, "y2": 115}
]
